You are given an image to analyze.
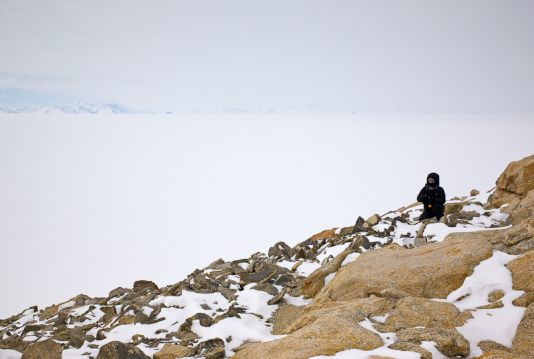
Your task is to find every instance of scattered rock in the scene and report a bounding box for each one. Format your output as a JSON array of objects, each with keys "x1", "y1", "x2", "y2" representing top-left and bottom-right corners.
[
  {"x1": 488, "y1": 290, "x2": 505, "y2": 303},
  {"x1": 100, "y1": 306, "x2": 117, "y2": 324},
  {"x1": 352, "y1": 216, "x2": 366, "y2": 233},
  {"x1": 366, "y1": 214, "x2": 381, "y2": 226},
  {"x1": 252, "y1": 282, "x2": 279, "y2": 296},
  {"x1": 352, "y1": 235, "x2": 371, "y2": 250},
  {"x1": 132, "y1": 280, "x2": 159, "y2": 293},
  {"x1": 444, "y1": 202, "x2": 465, "y2": 215},
  {"x1": 52, "y1": 326, "x2": 85, "y2": 348},
  {"x1": 267, "y1": 288, "x2": 287, "y2": 305},
  {"x1": 153, "y1": 343, "x2": 195, "y2": 359},
  {"x1": 471, "y1": 189, "x2": 480, "y2": 196},
  {"x1": 96, "y1": 341, "x2": 150, "y2": 359},
  {"x1": 194, "y1": 338, "x2": 226, "y2": 359},
  {"x1": 268, "y1": 241, "x2": 292, "y2": 259},
  {"x1": 39, "y1": 304, "x2": 60, "y2": 320},
  {"x1": 0, "y1": 334, "x2": 29, "y2": 352},
  {"x1": 239, "y1": 261, "x2": 277, "y2": 284}
]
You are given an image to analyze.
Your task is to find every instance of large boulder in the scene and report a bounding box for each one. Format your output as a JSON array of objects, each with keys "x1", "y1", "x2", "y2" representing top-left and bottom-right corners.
[
  {"x1": 96, "y1": 341, "x2": 150, "y2": 359},
  {"x1": 506, "y1": 251, "x2": 534, "y2": 307},
  {"x1": 21, "y1": 339, "x2": 62, "y2": 359},
  {"x1": 489, "y1": 154, "x2": 534, "y2": 208},
  {"x1": 313, "y1": 235, "x2": 492, "y2": 302},
  {"x1": 231, "y1": 297, "x2": 386, "y2": 359}
]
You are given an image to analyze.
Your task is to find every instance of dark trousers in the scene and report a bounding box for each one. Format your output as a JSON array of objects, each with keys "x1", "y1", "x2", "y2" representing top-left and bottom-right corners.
[{"x1": 419, "y1": 206, "x2": 443, "y2": 221}]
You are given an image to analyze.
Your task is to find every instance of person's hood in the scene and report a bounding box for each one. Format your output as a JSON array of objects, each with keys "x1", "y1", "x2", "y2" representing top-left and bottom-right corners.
[{"x1": 427, "y1": 172, "x2": 440, "y2": 186}]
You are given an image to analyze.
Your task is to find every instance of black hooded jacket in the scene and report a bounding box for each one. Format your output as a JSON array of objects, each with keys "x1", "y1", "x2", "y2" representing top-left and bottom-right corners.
[{"x1": 417, "y1": 172, "x2": 446, "y2": 220}]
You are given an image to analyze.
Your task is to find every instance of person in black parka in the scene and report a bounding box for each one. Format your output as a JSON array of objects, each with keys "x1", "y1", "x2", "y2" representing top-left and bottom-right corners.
[{"x1": 417, "y1": 172, "x2": 446, "y2": 221}]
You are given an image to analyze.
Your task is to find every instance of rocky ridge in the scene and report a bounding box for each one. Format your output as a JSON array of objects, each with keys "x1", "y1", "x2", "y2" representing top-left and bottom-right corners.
[{"x1": 1, "y1": 154, "x2": 534, "y2": 359}]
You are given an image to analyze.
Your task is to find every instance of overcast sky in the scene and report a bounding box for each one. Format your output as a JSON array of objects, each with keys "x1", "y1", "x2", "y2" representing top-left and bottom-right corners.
[{"x1": 1, "y1": 0, "x2": 534, "y2": 112}]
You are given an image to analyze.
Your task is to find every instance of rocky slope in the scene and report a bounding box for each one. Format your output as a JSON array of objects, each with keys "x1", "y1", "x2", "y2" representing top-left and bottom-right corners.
[{"x1": 1, "y1": 154, "x2": 534, "y2": 359}]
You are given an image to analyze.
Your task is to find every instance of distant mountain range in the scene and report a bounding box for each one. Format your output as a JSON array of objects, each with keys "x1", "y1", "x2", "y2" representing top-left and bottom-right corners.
[
  {"x1": 0, "y1": 102, "x2": 129, "y2": 114},
  {"x1": 0, "y1": 103, "x2": 374, "y2": 115}
]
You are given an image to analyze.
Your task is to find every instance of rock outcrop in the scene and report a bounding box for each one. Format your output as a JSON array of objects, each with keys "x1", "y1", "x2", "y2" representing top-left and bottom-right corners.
[
  {"x1": 490, "y1": 154, "x2": 534, "y2": 205},
  {"x1": 512, "y1": 302, "x2": 534, "y2": 358},
  {"x1": 313, "y1": 235, "x2": 492, "y2": 302},
  {"x1": 232, "y1": 298, "x2": 385, "y2": 359},
  {"x1": 507, "y1": 250, "x2": 534, "y2": 307}
]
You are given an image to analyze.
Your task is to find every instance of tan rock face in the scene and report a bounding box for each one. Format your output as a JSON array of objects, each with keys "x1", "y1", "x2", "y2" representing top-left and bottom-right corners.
[
  {"x1": 505, "y1": 189, "x2": 534, "y2": 225},
  {"x1": 281, "y1": 296, "x2": 393, "y2": 335},
  {"x1": 232, "y1": 312, "x2": 382, "y2": 359},
  {"x1": 388, "y1": 342, "x2": 432, "y2": 359},
  {"x1": 382, "y1": 297, "x2": 470, "y2": 332},
  {"x1": 232, "y1": 297, "x2": 389, "y2": 359},
  {"x1": 21, "y1": 339, "x2": 62, "y2": 359},
  {"x1": 490, "y1": 154, "x2": 534, "y2": 208},
  {"x1": 474, "y1": 351, "x2": 518, "y2": 359},
  {"x1": 506, "y1": 251, "x2": 534, "y2": 307},
  {"x1": 299, "y1": 247, "x2": 358, "y2": 298},
  {"x1": 308, "y1": 228, "x2": 337, "y2": 241},
  {"x1": 313, "y1": 235, "x2": 492, "y2": 302},
  {"x1": 153, "y1": 343, "x2": 195, "y2": 359},
  {"x1": 512, "y1": 302, "x2": 534, "y2": 358},
  {"x1": 396, "y1": 327, "x2": 470, "y2": 357}
]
